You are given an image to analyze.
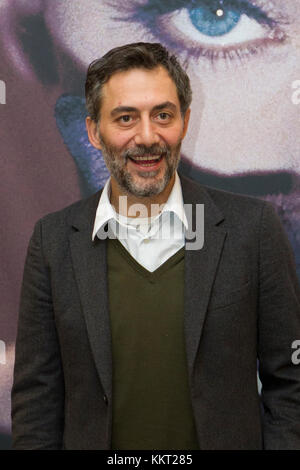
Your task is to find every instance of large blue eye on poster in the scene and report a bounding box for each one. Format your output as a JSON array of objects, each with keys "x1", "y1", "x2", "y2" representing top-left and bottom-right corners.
[{"x1": 0, "y1": 0, "x2": 299, "y2": 448}]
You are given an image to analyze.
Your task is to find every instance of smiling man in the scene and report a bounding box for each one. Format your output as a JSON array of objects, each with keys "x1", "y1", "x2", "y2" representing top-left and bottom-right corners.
[
  {"x1": 86, "y1": 64, "x2": 190, "y2": 211},
  {"x1": 11, "y1": 42, "x2": 300, "y2": 450}
]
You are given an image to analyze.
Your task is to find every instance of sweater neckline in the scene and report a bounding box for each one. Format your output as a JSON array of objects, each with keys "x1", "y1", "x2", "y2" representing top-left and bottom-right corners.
[{"x1": 108, "y1": 238, "x2": 185, "y2": 283}]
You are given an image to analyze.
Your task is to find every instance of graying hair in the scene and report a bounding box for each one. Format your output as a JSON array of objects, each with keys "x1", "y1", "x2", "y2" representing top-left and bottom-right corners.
[{"x1": 85, "y1": 42, "x2": 192, "y2": 122}]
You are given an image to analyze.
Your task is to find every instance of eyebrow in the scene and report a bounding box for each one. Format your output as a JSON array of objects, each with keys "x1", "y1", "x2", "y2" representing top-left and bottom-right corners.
[{"x1": 110, "y1": 101, "x2": 177, "y2": 117}]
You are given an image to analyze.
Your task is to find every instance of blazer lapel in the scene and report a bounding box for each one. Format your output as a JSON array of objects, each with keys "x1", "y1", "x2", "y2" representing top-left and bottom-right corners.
[
  {"x1": 180, "y1": 174, "x2": 227, "y2": 382},
  {"x1": 69, "y1": 190, "x2": 113, "y2": 401}
]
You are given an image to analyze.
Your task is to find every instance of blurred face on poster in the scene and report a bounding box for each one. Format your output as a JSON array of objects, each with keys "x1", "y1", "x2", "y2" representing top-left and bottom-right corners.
[
  {"x1": 43, "y1": 1, "x2": 300, "y2": 258},
  {"x1": 42, "y1": 1, "x2": 300, "y2": 262},
  {"x1": 43, "y1": 0, "x2": 300, "y2": 176}
]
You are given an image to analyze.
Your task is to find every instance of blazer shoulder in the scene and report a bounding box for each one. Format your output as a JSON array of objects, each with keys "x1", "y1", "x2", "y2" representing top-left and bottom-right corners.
[
  {"x1": 205, "y1": 184, "x2": 268, "y2": 210},
  {"x1": 36, "y1": 190, "x2": 102, "y2": 234},
  {"x1": 206, "y1": 184, "x2": 280, "y2": 229},
  {"x1": 180, "y1": 172, "x2": 274, "y2": 220}
]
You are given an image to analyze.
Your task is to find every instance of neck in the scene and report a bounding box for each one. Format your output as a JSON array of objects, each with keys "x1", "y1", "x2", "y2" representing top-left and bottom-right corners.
[{"x1": 110, "y1": 173, "x2": 176, "y2": 219}]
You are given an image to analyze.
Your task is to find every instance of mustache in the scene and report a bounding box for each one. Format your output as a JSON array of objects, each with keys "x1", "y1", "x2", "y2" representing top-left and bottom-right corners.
[{"x1": 123, "y1": 144, "x2": 170, "y2": 160}]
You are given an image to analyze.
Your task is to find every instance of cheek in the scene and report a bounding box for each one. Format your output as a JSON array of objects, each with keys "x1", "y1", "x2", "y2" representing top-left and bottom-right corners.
[
  {"x1": 99, "y1": 124, "x2": 131, "y2": 149},
  {"x1": 161, "y1": 126, "x2": 185, "y2": 146},
  {"x1": 182, "y1": 47, "x2": 300, "y2": 173},
  {"x1": 112, "y1": 133, "x2": 132, "y2": 149}
]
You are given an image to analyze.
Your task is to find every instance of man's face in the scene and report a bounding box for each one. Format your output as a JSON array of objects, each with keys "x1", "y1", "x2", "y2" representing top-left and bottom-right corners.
[{"x1": 87, "y1": 66, "x2": 190, "y2": 198}]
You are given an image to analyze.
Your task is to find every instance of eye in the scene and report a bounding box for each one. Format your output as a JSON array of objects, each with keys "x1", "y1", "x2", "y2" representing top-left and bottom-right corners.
[
  {"x1": 172, "y1": 6, "x2": 269, "y2": 44},
  {"x1": 156, "y1": 112, "x2": 171, "y2": 121},
  {"x1": 111, "y1": 0, "x2": 288, "y2": 67},
  {"x1": 117, "y1": 115, "x2": 133, "y2": 125}
]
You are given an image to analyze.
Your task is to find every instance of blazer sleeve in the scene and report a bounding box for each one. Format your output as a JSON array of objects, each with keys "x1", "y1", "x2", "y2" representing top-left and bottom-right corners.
[
  {"x1": 11, "y1": 219, "x2": 64, "y2": 450},
  {"x1": 257, "y1": 202, "x2": 300, "y2": 449}
]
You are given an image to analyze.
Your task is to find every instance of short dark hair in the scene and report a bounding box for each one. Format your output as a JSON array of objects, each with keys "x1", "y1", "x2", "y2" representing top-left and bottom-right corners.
[{"x1": 85, "y1": 42, "x2": 192, "y2": 122}]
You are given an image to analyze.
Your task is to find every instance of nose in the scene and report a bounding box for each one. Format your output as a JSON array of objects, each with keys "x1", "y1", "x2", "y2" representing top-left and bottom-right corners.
[{"x1": 133, "y1": 117, "x2": 160, "y2": 146}]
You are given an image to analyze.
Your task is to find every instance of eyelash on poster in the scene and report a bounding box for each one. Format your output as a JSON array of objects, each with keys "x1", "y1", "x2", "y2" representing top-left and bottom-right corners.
[{"x1": 107, "y1": 0, "x2": 290, "y2": 66}]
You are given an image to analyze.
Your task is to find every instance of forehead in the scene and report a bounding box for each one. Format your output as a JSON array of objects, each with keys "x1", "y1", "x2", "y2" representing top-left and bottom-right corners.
[{"x1": 101, "y1": 66, "x2": 180, "y2": 111}]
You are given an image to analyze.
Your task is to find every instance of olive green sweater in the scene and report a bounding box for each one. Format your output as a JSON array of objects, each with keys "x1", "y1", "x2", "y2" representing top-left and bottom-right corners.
[{"x1": 107, "y1": 238, "x2": 199, "y2": 450}]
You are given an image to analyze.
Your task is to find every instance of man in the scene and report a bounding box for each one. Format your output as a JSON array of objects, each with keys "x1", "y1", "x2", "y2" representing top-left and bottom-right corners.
[{"x1": 11, "y1": 42, "x2": 300, "y2": 450}]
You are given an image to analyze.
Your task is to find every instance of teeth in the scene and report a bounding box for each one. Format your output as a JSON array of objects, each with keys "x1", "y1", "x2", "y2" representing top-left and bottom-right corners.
[{"x1": 131, "y1": 155, "x2": 161, "y2": 161}]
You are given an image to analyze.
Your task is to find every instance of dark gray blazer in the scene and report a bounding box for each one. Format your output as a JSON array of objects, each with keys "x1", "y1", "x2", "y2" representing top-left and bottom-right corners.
[{"x1": 11, "y1": 173, "x2": 300, "y2": 450}]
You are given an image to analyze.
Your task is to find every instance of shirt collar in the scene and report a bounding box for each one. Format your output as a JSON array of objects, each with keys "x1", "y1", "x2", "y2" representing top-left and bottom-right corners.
[
  {"x1": 92, "y1": 171, "x2": 188, "y2": 241},
  {"x1": 162, "y1": 171, "x2": 188, "y2": 229}
]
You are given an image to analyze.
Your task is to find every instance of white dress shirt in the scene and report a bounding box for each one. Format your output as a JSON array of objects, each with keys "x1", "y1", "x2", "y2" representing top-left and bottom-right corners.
[{"x1": 92, "y1": 171, "x2": 188, "y2": 272}]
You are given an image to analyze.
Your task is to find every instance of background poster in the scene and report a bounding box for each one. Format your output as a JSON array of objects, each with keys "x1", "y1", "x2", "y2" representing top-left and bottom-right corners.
[{"x1": 1, "y1": 0, "x2": 299, "y2": 449}]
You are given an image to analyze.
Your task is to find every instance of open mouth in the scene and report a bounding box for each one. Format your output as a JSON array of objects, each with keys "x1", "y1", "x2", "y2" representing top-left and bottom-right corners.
[{"x1": 128, "y1": 154, "x2": 164, "y2": 168}]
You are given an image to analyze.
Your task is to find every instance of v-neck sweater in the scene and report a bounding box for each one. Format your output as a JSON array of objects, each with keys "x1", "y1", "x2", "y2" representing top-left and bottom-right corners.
[{"x1": 107, "y1": 238, "x2": 199, "y2": 450}]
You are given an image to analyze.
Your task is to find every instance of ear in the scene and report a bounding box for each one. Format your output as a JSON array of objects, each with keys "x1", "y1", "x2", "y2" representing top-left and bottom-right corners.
[
  {"x1": 86, "y1": 116, "x2": 102, "y2": 150},
  {"x1": 182, "y1": 108, "x2": 191, "y2": 140}
]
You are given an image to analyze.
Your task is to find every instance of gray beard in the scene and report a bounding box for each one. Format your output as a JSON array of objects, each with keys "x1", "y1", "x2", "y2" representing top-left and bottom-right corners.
[{"x1": 99, "y1": 138, "x2": 182, "y2": 198}]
